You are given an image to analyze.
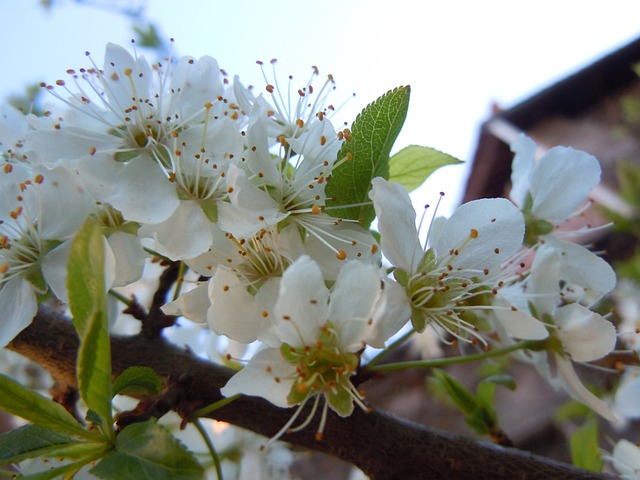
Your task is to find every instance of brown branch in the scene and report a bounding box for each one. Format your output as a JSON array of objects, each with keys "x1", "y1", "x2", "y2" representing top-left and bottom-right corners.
[
  {"x1": 122, "y1": 261, "x2": 181, "y2": 338},
  {"x1": 7, "y1": 307, "x2": 615, "y2": 480}
]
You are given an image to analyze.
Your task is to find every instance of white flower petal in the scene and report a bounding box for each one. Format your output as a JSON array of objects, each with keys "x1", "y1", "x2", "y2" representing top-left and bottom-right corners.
[
  {"x1": 208, "y1": 267, "x2": 262, "y2": 343},
  {"x1": 221, "y1": 348, "x2": 295, "y2": 407},
  {"x1": 41, "y1": 241, "x2": 71, "y2": 303},
  {"x1": 329, "y1": 261, "x2": 383, "y2": 349},
  {"x1": 554, "y1": 354, "x2": 616, "y2": 421},
  {"x1": 509, "y1": 133, "x2": 537, "y2": 208},
  {"x1": 612, "y1": 439, "x2": 640, "y2": 479},
  {"x1": 106, "y1": 231, "x2": 147, "y2": 287},
  {"x1": 141, "y1": 201, "x2": 214, "y2": 260},
  {"x1": 539, "y1": 236, "x2": 616, "y2": 295},
  {"x1": 162, "y1": 283, "x2": 210, "y2": 324},
  {"x1": 0, "y1": 278, "x2": 37, "y2": 347},
  {"x1": 530, "y1": 147, "x2": 600, "y2": 222},
  {"x1": 110, "y1": 156, "x2": 179, "y2": 224},
  {"x1": 370, "y1": 178, "x2": 422, "y2": 273},
  {"x1": 434, "y1": 197, "x2": 524, "y2": 273},
  {"x1": 492, "y1": 293, "x2": 549, "y2": 340},
  {"x1": 274, "y1": 256, "x2": 329, "y2": 346},
  {"x1": 555, "y1": 304, "x2": 616, "y2": 362},
  {"x1": 615, "y1": 373, "x2": 640, "y2": 420},
  {"x1": 367, "y1": 278, "x2": 411, "y2": 348}
]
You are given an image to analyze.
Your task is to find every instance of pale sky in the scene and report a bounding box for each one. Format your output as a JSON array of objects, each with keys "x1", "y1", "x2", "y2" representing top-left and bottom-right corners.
[{"x1": 2, "y1": 1, "x2": 639, "y2": 211}]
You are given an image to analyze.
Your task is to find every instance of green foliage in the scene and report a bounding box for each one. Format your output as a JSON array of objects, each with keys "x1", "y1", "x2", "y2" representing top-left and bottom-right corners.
[
  {"x1": 0, "y1": 424, "x2": 103, "y2": 466},
  {"x1": 325, "y1": 86, "x2": 410, "y2": 229},
  {"x1": 431, "y1": 369, "x2": 515, "y2": 441},
  {"x1": 570, "y1": 419, "x2": 603, "y2": 472},
  {"x1": 389, "y1": 145, "x2": 461, "y2": 193},
  {"x1": 67, "y1": 219, "x2": 113, "y2": 432},
  {"x1": 90, "y1": 420, "x2": 204, "y2": 480},
  {"x1": 113, "y1": 367, "x2": 163, "y2": 397},
  {"x1": 0, "y1": 374, "x2": 99, "y2": 441},
  {"x1": 132, "y1": 23, "x2": 165, "y2": 50}
]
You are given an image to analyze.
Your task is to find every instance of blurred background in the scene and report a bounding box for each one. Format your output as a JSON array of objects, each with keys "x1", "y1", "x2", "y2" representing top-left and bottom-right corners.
[
  {"x1": 2, "y1": 0, "x2": 639, "y2": 213},
  {"x1": 3, "y1": 2, "x2": 640, "y2": 478}
]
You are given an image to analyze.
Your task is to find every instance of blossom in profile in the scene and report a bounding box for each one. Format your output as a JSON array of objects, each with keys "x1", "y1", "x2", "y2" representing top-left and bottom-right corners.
[
  {"x1": 369, "y1": 177, "x2": 544, "y2": 345},
  {"x1": 496, "y1": 244, "x2": 617, "y2": 420}
]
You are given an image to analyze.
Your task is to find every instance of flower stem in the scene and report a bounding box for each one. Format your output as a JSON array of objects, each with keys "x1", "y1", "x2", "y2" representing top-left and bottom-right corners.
[
  {"x1": 192, "y1": 418, "x2": 224, "y2": 480},
  {"x1": 366, "y1": 340, "x2": 537, "y2": 373},
  {"x1": 192, "y1": 394, "x2": 241, "y2": 418},
  {"x1": 366, "y1": 328, "x2": 415, "y2": 366},
  {"x1": 108, "y1": 289, "x2": 133, "y2": 307},
  {"x1": 172, "y1": 261, "x2": 188, "y2": 301}
]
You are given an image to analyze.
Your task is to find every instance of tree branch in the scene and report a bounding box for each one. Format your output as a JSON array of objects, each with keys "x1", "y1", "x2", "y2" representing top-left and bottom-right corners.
[{"x1": 7, "y1": 307, "x2": 615, "y2": 480}]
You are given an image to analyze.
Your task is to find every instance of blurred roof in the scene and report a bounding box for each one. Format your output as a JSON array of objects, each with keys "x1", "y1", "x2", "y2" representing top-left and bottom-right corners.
[{"x1": 464, "y1": 36, "x2": 640, "y2": 205}]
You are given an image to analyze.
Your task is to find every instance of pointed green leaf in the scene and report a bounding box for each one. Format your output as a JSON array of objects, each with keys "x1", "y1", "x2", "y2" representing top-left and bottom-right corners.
[
  {"x1": 67, "y1": 218, "x2": 107, "y2": 335},
  {"x1": 0, "y1": 374, "x2": 98, "y2": 441},
  {"x1": 112, "y1": 367, "x2": 163, "y2": 397},
  {"x1": 570, "y1": 419, "x2": 603, "y2": 472},
  {"x1": 0, "y1": 425, "x2": 110, "y2": 467},
  {"x1": 0, "y1": 424, "x2": 75, "y2": 465},
  {"x1": 67, "y1": 219, "x2": 113, "y2": 429},
  {"x1": 432, "y1": 369, "x2": 478, "y2": 415},
  {"x1": 326, "y1": 86, "x2": 410, "y2": 228},
  {"x1": 389, "y1": 145, "x2": 462, "y2": 193},
  {"x1": 90, "y1": 420, "x2": 203, "y2": 480},
  {"x1": 19, "y1": 453, "x2": 106, "y2": 480}
]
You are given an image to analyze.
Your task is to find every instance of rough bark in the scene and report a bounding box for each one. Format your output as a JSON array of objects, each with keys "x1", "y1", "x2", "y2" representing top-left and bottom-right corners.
[{"x1": 7, "y1": 307, "x2": 614, "y2": 480}]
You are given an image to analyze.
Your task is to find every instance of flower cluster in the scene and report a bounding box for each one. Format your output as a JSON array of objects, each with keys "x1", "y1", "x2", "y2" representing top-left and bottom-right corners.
[{"x1": 0, "y1": 43, "x2": 623, "y2": 448}]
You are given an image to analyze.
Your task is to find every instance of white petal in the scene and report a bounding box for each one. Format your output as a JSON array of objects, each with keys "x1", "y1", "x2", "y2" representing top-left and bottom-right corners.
[
  {"x1": 539, "y1": 236, "x2": 616, "y2": 295},
  {"x1": 367, "y1": 278, "x2": 411, "y2": 348},
  {"x1": 370, "y1": 178, "x2": 422, "y2": 273},
  {"x1": 162, "y1": 283, "x2": 210, "y2": 324},
  {"x1": 274, "y1": 256, "x2": 329, "y2": 346},
  {"x1": 434, "y1": 197, "x2": 524, "y2": 273},
  {"x1": 554, "y1": 354, "x2": 616, "y2": 421},
  {"x1": 615, "y1": 373, "x2": 640, "y2": 419},
  {"x1": 0, "y1": 278, "x2": 37, "y2": 347},
  {"x1": 509, "y1": 133, "x2": 537, "y2": 208},
  {"x1": 110, "y1": 156, "x2": 179, "y2": 224},
  {"x1": 492, "y1": 293, "x2": 549, "y2": 340},
  {"x1": 612, "y1": 439, "x2": 640, "y2": 479},
  {"x1": 141, "y1": 201, "x2": 214, "y2": 260},
  {"x1": 36, "y1": 166, "x2": 93, "y2": 239},
  {"x1": 329, "y1": 261, "x2": 383, "y2": 349},
  {"x1": 41, "y1": 241, "x2": 71, "y2": 303},
  {"x1": 555, "y1": 304, "x2": 616, "y2": 362},
  {"x1": 217, "y1": 165, "x2": 287, "y2": 238},
  {"x1": 221, "y1": 348, "x2": 295, "y2": 407},
  {"x1": 208, "y1": 267, "x2": 261, "y2": 343},
  {"x1": 530, "y1": 147, "x2": 600, "y2": 222},
  {"x1": 106, "y1": 231, "x2": 147, "y2": 287}
]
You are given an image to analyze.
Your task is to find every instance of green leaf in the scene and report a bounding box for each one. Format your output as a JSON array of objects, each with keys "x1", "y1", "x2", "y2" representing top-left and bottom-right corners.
[
  {"x1": 389, "y1": 145, "x2": 461, "y2": 193},
  {"x1": 482, "y1": 375, "x2": 517, "y2": 391},
  {"x1": 0, "y1": 374, "x2": 99, "y2": 442},
  {"x1": 67, "y1": 219, "x2": 113, "y2": 430},
  {"x1": 0, "y1": 426, "x2": 110, "y2": 467},
  {"x1": 325, "y1": 86, "x2": 410, "y2": 229},
  {"x1": 432, "y1": 369, "x2": 478, "y2": 415},
  {"x1": 0, "y1": 424, "x2": 75, "y2": 465},
  {"x1": 90, "y1": 420, "x2": 203, "y2": 480},
  {"x1": 67, "y1": 219, "x2": 107, "y2": 335},
  {"x1": 112, "y1": 367, "x2": 163, "y2": 397},
  {"x1": 570, "y1": 419, "x2": 603, "y2": 472}
]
